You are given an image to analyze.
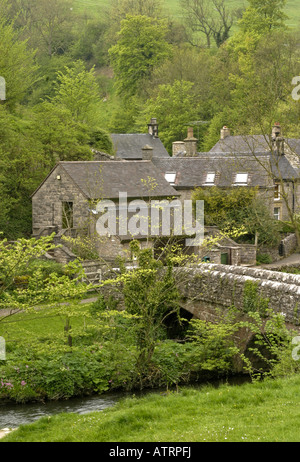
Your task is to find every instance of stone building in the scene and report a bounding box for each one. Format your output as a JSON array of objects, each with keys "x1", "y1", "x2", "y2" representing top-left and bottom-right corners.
[
  {"x1": 207, "y1": 123, "x2": 300, "y2": 222},
  {"x1": 33, "y1": 121, "x2": 300, "y2": 266},
  {"x1": 31, "y1": 160, "x2": 179, "y2": 262}
]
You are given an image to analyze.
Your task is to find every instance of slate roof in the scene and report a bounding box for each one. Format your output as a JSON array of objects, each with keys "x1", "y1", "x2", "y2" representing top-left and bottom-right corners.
[
  {"x1": 207, "y1": 135, "x2": 300, "y2": 181},
  {"x1": 152, "y1": 156, "x2": 273, "y2": 189},
  {"x1": 58, "y1": 161, "x2": 178, "y2": 199},
  {"x1": 209, "y1": 135, "x2": 270, "y2": 154},
  {"x1": 111, "y1": 134, "x2": 170, "y2": 159}
]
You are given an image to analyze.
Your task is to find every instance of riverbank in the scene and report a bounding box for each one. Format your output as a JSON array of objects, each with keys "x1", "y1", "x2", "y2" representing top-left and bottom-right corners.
[
  {"x1": 3, "y1": 374, "x2": 300, "y2": 442},
  {"x1": 0, "y1": 429, "x2": 15, "y2": 439}
]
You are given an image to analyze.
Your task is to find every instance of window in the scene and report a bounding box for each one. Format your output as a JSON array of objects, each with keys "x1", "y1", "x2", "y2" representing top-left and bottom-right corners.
[
  {"x1": 274, "y1": 183, "x2": 280, "y2": 200},
  {"x1": 62, "y1": 201, "x2": 73, "y2": 229},
  {"x1": 165, "y1": 172, "x2": 176, "y2": 184},
  {"x1": 274, "y1": 207, "x2": 281, "y2": 221},
  {"x1": 204, "y1": 172, "x2": 215, "y2": 185},
  {"x1": 234, "y1": 173, "x2": 248, "y2": 185}
]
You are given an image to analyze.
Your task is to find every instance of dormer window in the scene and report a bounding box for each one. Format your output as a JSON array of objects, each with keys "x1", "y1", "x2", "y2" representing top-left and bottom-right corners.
[
  {"x1": 234, "y1": 173, "x2": 248, "y2": 185},
  {"x1": 165, "y1": 172, "x2": 176, "y2": 185},
  {"x1": 204, "y1": 172, "x2": 215, "y2": 185}
]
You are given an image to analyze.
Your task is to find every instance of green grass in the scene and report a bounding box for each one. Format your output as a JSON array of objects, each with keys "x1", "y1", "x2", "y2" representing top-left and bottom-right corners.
[
  {"x1": 72, "y1": 0, "x2": 300, "y2": 27},
  {"x1": 3, "y1": 374, "x2": 300, "y2": 442}
]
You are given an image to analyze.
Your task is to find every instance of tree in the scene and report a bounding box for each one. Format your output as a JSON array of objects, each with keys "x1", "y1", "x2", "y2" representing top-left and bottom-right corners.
[
  {"x1": 14, "y1": 0, "x2": 75, "y2": 57},
  {"x1": 139, "y1": 80, "x2": 201, "y2": 153},
  {"x1": 31, "y1": 102, "x2": 93, "y2": 165},
  {"x1": 109, "y1": 15, "x2": 172, "y2": 97},
  {"x1": 105, "y1": 0, "x2": 163, "y2": 46},
  {"x1": 0, "y1": 17, "x2": 38, "y2": 108},
  {"x1": 180, "y1": 0, "x2": 237, "y2": 48},
  {"x1": 0, "y1": 235, "x2": 88, "y2": 324},
  {"x1": 192, "y1": 186, "x2": 281, "y2": 246},
  {"x1": 238, "y1": 0, "x2": 287, "y2": 35},
  {"x1": 51, "y1": 61, "x2": 101, "y2": 124}
]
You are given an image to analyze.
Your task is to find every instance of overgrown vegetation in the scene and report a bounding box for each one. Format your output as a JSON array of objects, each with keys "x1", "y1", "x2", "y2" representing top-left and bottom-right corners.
[{"x1": 1, "y1": 239, "x2": 299, "y2": 404}]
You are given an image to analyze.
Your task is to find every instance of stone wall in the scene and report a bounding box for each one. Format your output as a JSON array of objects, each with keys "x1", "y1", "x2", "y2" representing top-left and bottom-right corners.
[
  {"x1": 175, "y1": 264, "x2": 300, "y2": 325},
  {"x1": 280, "y1": 233, "x2": 298, "y2": 257},
  {"x1": 32, "y1": 165, "x2": 90, "y2": 235}
]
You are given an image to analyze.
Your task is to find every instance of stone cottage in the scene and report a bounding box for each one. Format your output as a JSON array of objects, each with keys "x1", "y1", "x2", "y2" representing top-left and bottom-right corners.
[{"x1": 31, "y1": 160, "x2": 181, "y2": 262}]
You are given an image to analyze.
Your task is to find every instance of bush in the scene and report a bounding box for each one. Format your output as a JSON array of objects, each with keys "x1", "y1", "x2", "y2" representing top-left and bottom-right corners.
[{"x1": 256, "y1": 253, "x2": 272, "y2": 264}]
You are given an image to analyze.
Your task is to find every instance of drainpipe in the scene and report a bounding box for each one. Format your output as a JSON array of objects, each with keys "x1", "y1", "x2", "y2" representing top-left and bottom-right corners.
[{"x1": 292, "y1": 180, "x2": 295, "y2": 214}]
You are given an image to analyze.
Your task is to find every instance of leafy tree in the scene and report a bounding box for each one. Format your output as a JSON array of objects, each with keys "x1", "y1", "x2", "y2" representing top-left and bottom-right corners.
[
  {"x1": 238, "y1": 0, "x2": 287, "y2": 35},
  {"x1": 0, "y1": 105, "x2": 47, "y2": 238},
  {"x1": 109, "y1": 15, "x2": 172, "y2": 97},
  {"x1": 139, "y1": 80, "x2": 201, "y2": 153},
  {"x1": 50, "y1": 61, "x2": 101, "y2": 124},
  {"x1": 31, "y1": 102, "x2": 93, "y2": 164},
  {"x1": 106, "y1": 0, "x2": 163, "y2": 46},
  {"x1": 0, "y1": 17, "x2": 38, "y2": 108},
  {"x1": 192, "y1": 186, "x2": 280, "y2": 245},
  {"x1": 115, "y1": 241, "x2": 181, "y2": 377},
  {"x1": 0, "y1": 235, "x2": 88, "y2": 323}
]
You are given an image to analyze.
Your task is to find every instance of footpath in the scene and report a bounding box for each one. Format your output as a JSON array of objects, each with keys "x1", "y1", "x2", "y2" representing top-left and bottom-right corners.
[{"x1": 260, "y1": 253, "x2": 300, "y2": 270}]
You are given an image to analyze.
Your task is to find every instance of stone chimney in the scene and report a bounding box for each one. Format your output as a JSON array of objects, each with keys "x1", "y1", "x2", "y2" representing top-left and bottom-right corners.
[
  {"x1": 272, "y1": 122, "x2": 284, "y2": 156},
  {"x1": 142, "y1": 144, "x2": 153, "y2": 160},
  {"x1": 220, "y1": 126, "x2": 231, "y2": 140},
  {"x1": 172, "y1": 141, "x2": 186, "y2": 157},
  {"x1": 272, "y1": 122, "x2": 281, "y2": 139},
  {"x1": 184, "y1": 127, "x2": 198, "y2": 156},
  {"x1": 148, "y1": 118, "x2": 158, "y2": 138}
]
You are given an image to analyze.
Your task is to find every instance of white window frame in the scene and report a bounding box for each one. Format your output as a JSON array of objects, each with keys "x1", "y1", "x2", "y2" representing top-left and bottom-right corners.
[
  {"x1": 204, "y1": 172, "x2": 216, "y2": 185},
  {"x1": 274, "y1": 183, "x2": 280, "y2": 201},
  {"x1": 165, "y1": 172, "x2": 176, "y2": 184},
  {"x1": 234, "y1": 173, "x2": 248, "y2": 185},
  {"x1": 274, "y1": 207, "x2": 281, "y2": 221}
]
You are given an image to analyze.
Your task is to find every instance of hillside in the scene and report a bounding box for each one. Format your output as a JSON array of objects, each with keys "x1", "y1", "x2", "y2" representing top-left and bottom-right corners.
[{"x1": 73, "y1": 0, "x2": 300, "y2": 28}]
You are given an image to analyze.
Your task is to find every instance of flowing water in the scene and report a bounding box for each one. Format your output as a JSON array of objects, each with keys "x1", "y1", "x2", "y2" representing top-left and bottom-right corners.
[
  {"x1": 0, "y1": 376, "x2": 250, "y2": 430},
  {"x1": 0, "y1": 391, "x2": 125, "y2": 429}
]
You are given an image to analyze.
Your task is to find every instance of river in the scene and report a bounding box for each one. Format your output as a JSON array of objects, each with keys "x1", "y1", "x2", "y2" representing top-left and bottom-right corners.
[{"x1": 0, "y1": 375, "x2": 250, "y2": 430}]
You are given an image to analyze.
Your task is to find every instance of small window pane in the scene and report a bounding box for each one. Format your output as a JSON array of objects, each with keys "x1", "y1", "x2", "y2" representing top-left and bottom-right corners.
[
  {"x1": 235, "y1": 173, "x2": 248, "y2": 184},
  {"x1": 205, "y1": 173, "x2": 215, "y2": 184},
  {"x1": 274, "y1": 184, "x2": 280, "y2": 200},
  {"x1": 274, "y1": 207, "x2": 280, "y2": 220},
  {"x1": 165, "y1": 173, "x2": 176, "y2": 183}
]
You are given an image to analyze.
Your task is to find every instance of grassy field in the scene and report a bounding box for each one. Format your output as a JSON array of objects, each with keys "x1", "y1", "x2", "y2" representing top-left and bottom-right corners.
[
  {"x1": 73, "y1": 0, "x2": 300, "y2": 27},
  {"x1": 3, "y1": 374, "x2": 300, "y2": 442}
]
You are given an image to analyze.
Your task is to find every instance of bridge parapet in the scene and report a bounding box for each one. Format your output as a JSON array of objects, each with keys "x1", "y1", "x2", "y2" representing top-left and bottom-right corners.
[{"x1": 175, "y1": 264, "x2": 300, "y2": 325}]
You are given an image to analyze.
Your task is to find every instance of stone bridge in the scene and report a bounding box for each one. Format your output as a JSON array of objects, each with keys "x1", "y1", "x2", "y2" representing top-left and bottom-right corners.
[{"x1": 174, "y1": 264, "x2": 300, "y2": 327}]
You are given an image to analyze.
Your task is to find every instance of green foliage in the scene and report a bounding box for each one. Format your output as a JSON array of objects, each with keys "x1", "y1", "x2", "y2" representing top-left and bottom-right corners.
[
  {"x1": 238, "y1": 0, "x2": 287, "y2": 35},
  {"x1": 51, "y1": 61, "x2": 101, "y2": 124},
  {"x1": 109, "y1": 15, "x2": 172, "y2": 97},
  {"x1": 0, "y1": 17, "x2": 38, "y2": 108},
  {"x1": 139, "y1": 79, "x2": 201, "y2": 153},
  {"x1": 242, "y1": 280, "x2": 269, "y2": 316},
  {"x1": 238, "y1": 309, "x2": 299, "y2": 381},
  {"x1": 0, "y1": 235, "x2": 88, "y2": 316},
  {"x1": 256, "y1": 253, "x2": 272, "y2": 265},
  {"x1": 90, "y1": 294, "x2": 119, "y2": 316},
  {"x1": 88, "y1": 127, "x2": 114, "y2": 155},
  {"x1": 192, "y1": 186, "x2": 280, "y2": 245}
]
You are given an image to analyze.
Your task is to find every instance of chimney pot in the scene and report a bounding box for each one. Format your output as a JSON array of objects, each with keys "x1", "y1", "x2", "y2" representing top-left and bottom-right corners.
[
  {"x1": 148, "y1": 118, "x2": 158, "y2": 137},
  {"x1": 187, "y1": 127, "x2": 194, "y2": 139},
  {"x1": 272, "y1": 122, "x2": 281, "y2": 139},
  {"x1": 220, "y1": 126, "x2": 231, "y2": 139}
]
